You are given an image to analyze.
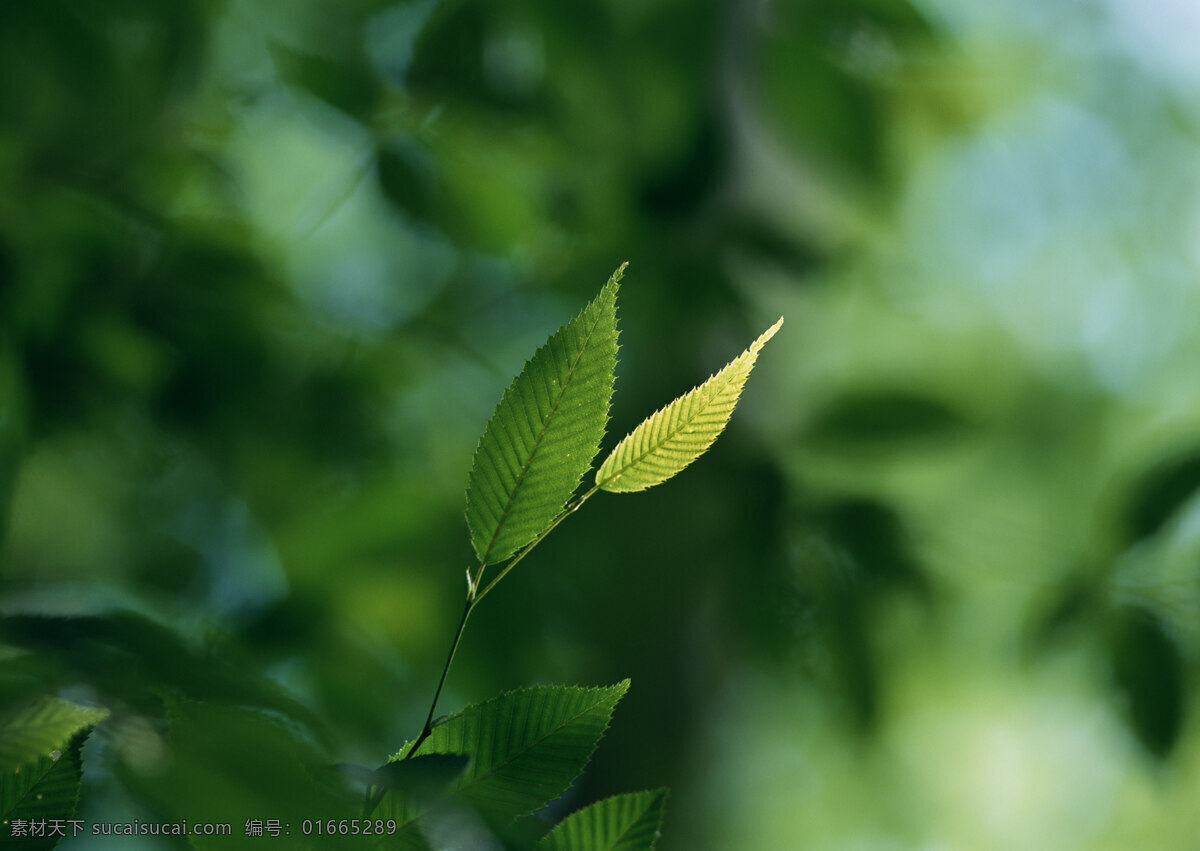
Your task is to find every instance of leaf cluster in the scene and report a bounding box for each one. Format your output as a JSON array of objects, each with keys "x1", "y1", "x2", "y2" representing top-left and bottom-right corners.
[
  {"x1": 1, "y1": 268, "x2": 777, "y2": 851},
  {"x1": 463, "y1": 264, "x2": 781, "y2": 602}
]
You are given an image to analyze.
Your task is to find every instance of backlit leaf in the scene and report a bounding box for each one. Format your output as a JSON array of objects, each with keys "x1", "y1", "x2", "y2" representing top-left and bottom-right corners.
[
  {"x1": 0, "y1": 697, "x2": 108, "y2": 773},
  {"x1": 538, "y1": 789, "x2": 669, "y2": 851},
  {"x1": 596, "y1": 318, "x2": 782, "y2": 492},
  {"x1": 465, "y1": 268, "x2": 621, "y2": 565}
]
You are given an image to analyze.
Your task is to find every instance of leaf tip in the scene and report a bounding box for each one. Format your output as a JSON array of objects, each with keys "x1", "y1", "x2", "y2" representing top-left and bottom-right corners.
[{"x1": 752, "y1": 316, "x2": 784, "y2": 352}]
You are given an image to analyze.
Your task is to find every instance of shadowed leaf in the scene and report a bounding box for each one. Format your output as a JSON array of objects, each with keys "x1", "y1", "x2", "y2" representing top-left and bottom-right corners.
[
  {"x1": 808, "y1": 391, "x2": 966, "y2": 445},
  {"x1": 1109, "y1": 607, "x2": 1184, "y2": 758},
  {"x1": 1121, "y1": 448, "x2": 1200, "y2": 543}
]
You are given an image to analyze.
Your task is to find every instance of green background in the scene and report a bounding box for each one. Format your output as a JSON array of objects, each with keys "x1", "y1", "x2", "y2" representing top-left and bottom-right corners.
[{"x1": 3, "y1": 0, "x2": 1200, "y2": 847}]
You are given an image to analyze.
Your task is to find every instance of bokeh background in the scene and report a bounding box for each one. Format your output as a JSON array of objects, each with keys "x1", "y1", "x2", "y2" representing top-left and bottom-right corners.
[{"x1": 4, "y1": 0, "x2": 1200, "y2": 848}]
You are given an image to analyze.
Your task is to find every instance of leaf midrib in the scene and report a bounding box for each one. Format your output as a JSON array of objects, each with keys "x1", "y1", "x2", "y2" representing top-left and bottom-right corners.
[
  {"x1": 459, "y1": 693, "x2": 609, "y2": 799},
  {"x1": 2, "y1": 753, "x2": 68, "y2": 819},
  {"x1": 478, "y1": 303, "x2": 610, "y2": 565},
  {"x1": 606, "y1": 794, "x2": 657, "y2": 850}
]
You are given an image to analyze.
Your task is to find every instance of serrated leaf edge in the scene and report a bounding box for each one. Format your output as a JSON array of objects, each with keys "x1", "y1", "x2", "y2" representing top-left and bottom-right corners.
[
  {"x1": 386, "y1": 681, "x2": 631, "y2": 833},
  {"x1": 596, "y1": 317, "x2": 782, "y2": 492},
  {"x1": 466, "y1": 266, "x2": 624, "y2": 565}
]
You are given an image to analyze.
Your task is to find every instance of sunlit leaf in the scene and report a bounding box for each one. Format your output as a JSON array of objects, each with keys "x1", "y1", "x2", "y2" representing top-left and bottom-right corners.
[
  {"x1": 376, "y1": 141, "x2": 441, "y2": 231},
  {"x1": 466, "y1": 269, "x2": 622, "y2": 565},
  {"x1": 1109, "y1": 606, "x2": 1184, "y2": 758},
  {"x1": 596, "y1": 318, "x2": 782, "y2": 492},
  {"x1": 384, "y1": 681, "x2": 630, "y2": 831},
  {"x1": 0, "y1": 697, "x2": 108, "y2": 773},
  {"x1": 538, "y1": 789, "x2": 669, "y2": 851}
]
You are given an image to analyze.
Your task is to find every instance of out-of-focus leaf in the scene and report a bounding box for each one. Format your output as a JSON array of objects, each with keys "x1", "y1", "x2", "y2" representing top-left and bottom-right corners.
[
  {"x1": 754, "y1": 45, "x2": 881, "y2": 179},
  {"x1": 1025, "y1": 571, "x2": 1101, "y2": 655},
  {"x1": 747, "y1": 0, "x2": 932, "y2": 180},
  {"x1": 537, "y1": 789, "x2": 669, "y2": 851},
  {"x1": 0, "y1": 342, "x2": 23, "y2": 551},
  {"x1": 465, "y1": 271, "x2": 620, "y2": 565},
  {"x1": 807, "y1": 391, "x2": 967, "y2": 446},
  {"x1": 1108, "y1": 607, "x2": 1184, "y2": 758},
  {"x1": 376, "y1": 141, "x2": 441, "y2": 231},
  {"x1": 130, "y1": 697, "x2": 367, "y2": 851},
  {"x1": 826, "y1": 588, "x2": 878, "y2": 734},
  {"x1": 597, "y1": 318, "x2": 782, "y2": 493},
  {"x1": 638, "y1": 115, "x2": 726, "y2": 218},
  {"x1": 1121, "y1": 448, "x2": 1200, "y2": 543},
  {"x1": 0, "y1": 697, "x2": 108, "y2": 773},
  {"x1": 0, "y1": 613, "x2": 328, "y2": 744},
  {"x1": 268, "y1": 40, "x2": 382, "y2": 118},
  {"x1": 405, "y1": 0, "x2": 544, "y2": 110},
  {"x1": 820, "y1": 499, "x2": 929, "y2": 595},
  {"x1": 384, "y1": 682, "x2": 630, "y2": 831}
]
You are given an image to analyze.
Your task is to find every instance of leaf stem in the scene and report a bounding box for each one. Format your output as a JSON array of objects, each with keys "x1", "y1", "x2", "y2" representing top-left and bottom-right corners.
[
  {"x1": 408, "y1": 596, "x2": 474, "y2": 760},
  {"x1": 365, "y1": 483, "x2": 601, "y2": 817},
  {"x1": 362, "y1": 594, "x2": 475, "y2": 818}
]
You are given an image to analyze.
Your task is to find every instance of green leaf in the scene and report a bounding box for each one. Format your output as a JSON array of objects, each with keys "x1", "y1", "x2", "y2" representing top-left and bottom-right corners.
[
  {"x1": 465, "y1": 268, "x2": 622, "y2": 565},
  {"x1": 1121, "y1": 447, "x2": 1200, "y2": 543},
  {"x1": 0, "y1": 731, "x2": 94, "y2": 851},
  {"x1": 384, "y1": 681, "x2": 630, "y2": 831},
  {"x1": 538, "y1": 789, "x2": 669, "y2": 851},
  {"x1": 0, "y1": 697, "x2": 108, "y2": 773},
  {"x1": 596, "y1": 318, "x2": 782, "y2": 492}
]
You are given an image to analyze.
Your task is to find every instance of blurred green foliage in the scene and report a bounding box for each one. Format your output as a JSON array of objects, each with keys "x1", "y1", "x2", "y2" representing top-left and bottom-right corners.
[{"x1": 3, "y1": 0, "x2": 1200, "y2": 848}]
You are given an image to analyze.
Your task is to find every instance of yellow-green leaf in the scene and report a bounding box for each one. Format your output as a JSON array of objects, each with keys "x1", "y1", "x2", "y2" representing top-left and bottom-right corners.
[{"x1": 596, "y1": 318, "x2": 782, "y2": 493}]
